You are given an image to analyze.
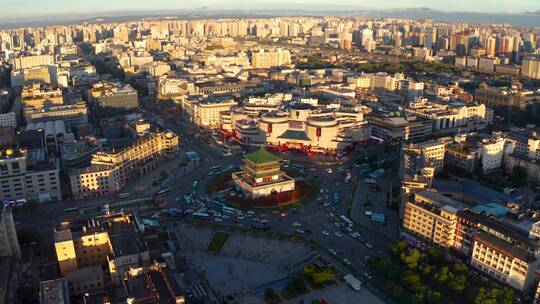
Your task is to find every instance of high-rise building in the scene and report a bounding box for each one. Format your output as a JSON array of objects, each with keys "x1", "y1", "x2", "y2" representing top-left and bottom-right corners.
[
  {"x1": 485, "y1": 36, "x2": 496, "y2": 57},
  {"x1": 39, "y1": 278, "x2": 70, "y2": 304},
  {"x1": 12, "y1": 54, "x2": 55, "y2": 70},
  {"x1": 521, "y1": 56, "x2": 540, "y2": 79},
  {"x1": 0, "y1": 148, "x2": 62, "y2": 202},
  {"x1": 0, "y1": 207, "x2": 21, "y2": 259},
  {"x1": 250, "y1": 49, "x2": 291, "y2": 69}
]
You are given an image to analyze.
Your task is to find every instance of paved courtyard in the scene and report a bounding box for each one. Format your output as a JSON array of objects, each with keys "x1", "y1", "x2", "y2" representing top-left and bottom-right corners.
[
  {"x1": 172, "y1": 224, "x2": 313, "y2": 298},
  {"x1": 284, "y1": 283, "x2": 386, "y2": 304}
]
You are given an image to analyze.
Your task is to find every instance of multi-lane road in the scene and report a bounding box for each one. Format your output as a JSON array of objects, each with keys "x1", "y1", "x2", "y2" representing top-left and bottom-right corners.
[{"x1": 15, "y1": 99, "x2": 395, "y2": 281}]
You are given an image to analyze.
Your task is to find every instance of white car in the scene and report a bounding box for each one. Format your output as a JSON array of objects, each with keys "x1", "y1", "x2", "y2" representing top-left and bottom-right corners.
[
  {"x1": 328, "y1": 249, "x2": 337, "y2": 255},
  {"x1": 365, "y1": 243, "x2": 373, "y2": 249},
  {"x1": 292, "y1": 222, "x2": 301, "y2": 227},
  {"x1": 322, "y1": 230, "x2": 330, "y2": 236},
  {"x1": 334, "y1": 232, "x2": 343, "y2": 238},
  {"x1": 213, "y1": 218, "x2": 222, "y2": 222},
  {"x1": 343, "y1": 258, "x2": 352, "y2": 265}
]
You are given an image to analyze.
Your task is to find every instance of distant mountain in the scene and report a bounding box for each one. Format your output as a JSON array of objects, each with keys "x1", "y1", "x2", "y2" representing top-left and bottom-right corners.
[
  {"x1": 1, "y1": 7, "x2": 540, "y2": 29},
  {"x1": 352, "y1": 8, "x2": 540, "y2": 27}
]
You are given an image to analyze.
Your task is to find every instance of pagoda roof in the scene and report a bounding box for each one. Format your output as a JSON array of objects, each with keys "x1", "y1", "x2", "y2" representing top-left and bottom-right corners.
[
  {"x1": 277, "y1": 130, "x2": 310, "y2": 141},
  {"x1": 244, "y1": 148, "x2": 282, "y2": 166},
  {"x1": 241, "y1": 165, "x2": 285, "y2": 178}
]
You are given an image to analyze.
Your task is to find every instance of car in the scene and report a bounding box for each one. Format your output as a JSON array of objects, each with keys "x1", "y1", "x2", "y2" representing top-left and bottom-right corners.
[
  {"x1": 252, "y1": 217, "x2": 260, "y2": 222},
  {"x1": 345, "y1": 227, "x2": 353, "y2": 232},
  {"x1": 296, "y1": 228, "x2": 305, "y2": 234},
  {"x1": 334, "y1": 232, "x2": 343, "y2": 238},
  {"x1": 280, "y1": 212, "x2": 288, "y2": 217},
  {"x1": 237, "y1": 216, "x2": 245, "y2": 220},
  {"x1": 322, "y1": 230, "x2": 330, "y2": 236},
  {"x1": 304, "y1": 229, "x2": 312, "y2": 234},
  {"x1": 328, "y1": 249, "x2": 337, "y2": 255},
  {"x1": 213, "y1": 218, "x2": 222, "y2": 222},
  {"x1": 222, "y1": 215, "x2": 230, "y2": 219},
  {"x1": 343, "y1": 258, "x2": 352, "y2": 265},
  {"x1": 323, "y1": 203, "x2": 330, "y2": 207},
  {"x1": 334, "y1": 222, "x2": 341, "y2": 228},
  {"x1": 247, "y1": 210, "x2": 255, "y2": 215},
  {"x1": 365, "y1": 243, "x2": 373, "y2": 249},
  {"x1": 292, "y1": 222, "x2": 301, "y2": 227},
  {"x1": 174, "y1": 197, "x2": 181, "y2": 202}
]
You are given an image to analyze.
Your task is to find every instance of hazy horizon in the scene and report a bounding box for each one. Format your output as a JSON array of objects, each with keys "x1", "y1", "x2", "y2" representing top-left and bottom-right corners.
[{"x1": 1, "y1": 0, "x2": 540, "y2": 21}]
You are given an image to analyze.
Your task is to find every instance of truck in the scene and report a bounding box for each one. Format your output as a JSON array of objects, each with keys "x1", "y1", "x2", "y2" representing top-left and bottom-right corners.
[{"x1": 344, "y1": 274, "x2": 362, "y2": 291}]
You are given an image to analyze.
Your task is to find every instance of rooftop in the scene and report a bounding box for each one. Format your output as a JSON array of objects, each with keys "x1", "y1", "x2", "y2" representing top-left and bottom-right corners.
[
  {"x1": 277, "y1": 130, "x2": 310, "y2": 141},
  {"x1": 244, "y1": 148, "x2": 282, "y2": 166}
]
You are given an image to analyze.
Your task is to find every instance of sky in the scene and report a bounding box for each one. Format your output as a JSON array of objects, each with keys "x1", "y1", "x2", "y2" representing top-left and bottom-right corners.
[{"x1": 0, "y1": 0, "x2": 539, "y2": 20}]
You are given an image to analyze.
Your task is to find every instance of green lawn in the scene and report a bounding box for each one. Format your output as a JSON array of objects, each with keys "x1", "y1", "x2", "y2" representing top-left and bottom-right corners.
[{"x1": 207, "y1": 231, "x2": 229, "y2": 253}]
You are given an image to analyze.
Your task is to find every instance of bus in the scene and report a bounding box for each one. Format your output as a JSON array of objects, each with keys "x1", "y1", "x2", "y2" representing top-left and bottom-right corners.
[
  {"x1": 156, "y1": 188, "x2": 171, "y2": 197},
  {"x1": 64, "y1": 207, "x2": 80, "y2": 214},
  {"x1": 184, "y1": 193, "x2": 193, "y2": 204},
  {"x1": 208, "y1": 166, "x2": 221, "y2": 175},
  {"x1": 340, "y1": 215, "x2": 353, "y2": 227},
  {"x1": 118, "y1": 193, "x2": 130, "y2": 199},
  {"x1": 3, "y1": 199, "x2": 26, "y2": 208},
  {"x1": 222, "y1": 206, "x2": 239, "y2": 215},
  {"x1": 333, "y1": 192, "x2": 340, "y2": 204},
  {"x1": 212, "y1": 200, "x2": 226, "y2": 210},
  {"x1": 193, "y1": 212, "x2": 210, "y2": 220}
]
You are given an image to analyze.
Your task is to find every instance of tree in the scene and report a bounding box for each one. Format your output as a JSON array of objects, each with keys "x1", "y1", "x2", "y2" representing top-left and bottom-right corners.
[
  {"x1": 401, "y1": 272, "x2": 422, "y2": 291},
  {"x1": 425, "y1": 246, "x2": 444, "y2": 265},
  {"x1": 433, "y1": 266, "x2": 454, "y2": 285},
  {"x1": 449, "y1": 274, "x2": 466, "y2": 293},
  {"x1": 400, "y1": 248, "x2": 421, "y2": 269},
  {"x1": 312, "y1": 269, "x2": 334, "y2": 285},
  {"x1": 473, "y1": 288, "x2": 498, "y2": 304},
  {"x1": 389, "y1": 241, "x2": 408, "y2": 260}
]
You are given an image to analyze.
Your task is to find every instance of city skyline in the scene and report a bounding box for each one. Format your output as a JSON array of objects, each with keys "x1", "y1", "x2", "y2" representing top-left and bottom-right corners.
[{"x1": 1, "y1": 0, "x2": 540, "y2": 20}]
